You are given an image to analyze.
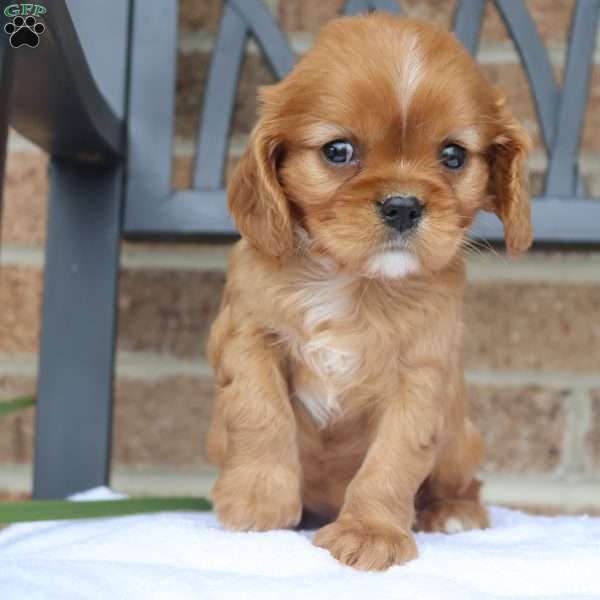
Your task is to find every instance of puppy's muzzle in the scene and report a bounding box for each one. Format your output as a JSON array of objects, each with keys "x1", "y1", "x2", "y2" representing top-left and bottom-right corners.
[{"x1": 378, "y1": 196, "x2": 423, "y2": 234}]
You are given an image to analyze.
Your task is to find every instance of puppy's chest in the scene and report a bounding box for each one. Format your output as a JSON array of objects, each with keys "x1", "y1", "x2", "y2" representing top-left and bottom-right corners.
[{"x1": 284, "y1": 275, "x2": 376, "y2": 428}]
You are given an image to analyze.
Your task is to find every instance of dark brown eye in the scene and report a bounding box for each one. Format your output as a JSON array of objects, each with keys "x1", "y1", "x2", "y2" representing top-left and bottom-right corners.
[
  {"x1": 322, "y1": 140, "x2": 355, "y2": 164},
  {"x1": 440, "y1": 143, "x2": 467, "y2": 169}
]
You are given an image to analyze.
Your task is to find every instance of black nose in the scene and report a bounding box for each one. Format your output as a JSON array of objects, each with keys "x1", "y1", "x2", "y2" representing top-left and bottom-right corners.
[{"x1": 378, "y1": 196, "x2": 423, "y2": 233}]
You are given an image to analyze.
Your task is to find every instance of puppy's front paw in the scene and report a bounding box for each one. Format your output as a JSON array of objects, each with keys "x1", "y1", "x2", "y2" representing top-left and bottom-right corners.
[
  {"x1": 416, "y1": 499, "x2": 489, "y2": 533},
  {"x1": 213, "y1": 465, "x2": 302, "y2": 531},
  {"x1": 314, "y1": 518, "x2": 418, "y2": 571}
]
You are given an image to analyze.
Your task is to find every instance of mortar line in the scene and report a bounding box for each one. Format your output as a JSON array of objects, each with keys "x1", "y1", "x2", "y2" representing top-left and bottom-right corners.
[
  {"x1": 1, "y1": 353, "x2": 599, "y2": 389},
  {"x1": 1, "y1": 463, "x2": 598, "y2": 509},
  {"x1": 0, "y1": 353, "x2": 213, "y2": 380},
  {"x1": 466, "y1": 370, "x2": 600, "y2": 389},
  {"x1": 2, "y1": 464, "x2": 596, "y2": 487},
  {"x1": 3, "y1": 243, "x2": 600, "y2": 286},
  {"x1": 0, "y1": 244, "x2": 233, "y2": 271}
]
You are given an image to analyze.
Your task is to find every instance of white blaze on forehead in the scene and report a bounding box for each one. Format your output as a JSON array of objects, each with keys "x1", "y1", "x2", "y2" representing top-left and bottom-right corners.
[
  {"x1": 367, "y1": 250, "x2": 420, "y2": 279},
  {"x1": 397, "y1": 33, "x2": 424, "y2": 132}
]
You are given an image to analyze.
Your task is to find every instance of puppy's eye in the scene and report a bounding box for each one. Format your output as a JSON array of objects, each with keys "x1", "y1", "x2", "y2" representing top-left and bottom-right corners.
[
  {"x1": 439, "y1": 143, "x2": 467, "y2": 169},
  {"x1": 322, "y1": 140, "x2": 355, "y2": 164}
]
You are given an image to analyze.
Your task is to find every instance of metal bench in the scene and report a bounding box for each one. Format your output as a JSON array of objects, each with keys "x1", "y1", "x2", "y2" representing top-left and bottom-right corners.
[{"x1": 1, "y1": 0, "x2": 598, "y2": 499}]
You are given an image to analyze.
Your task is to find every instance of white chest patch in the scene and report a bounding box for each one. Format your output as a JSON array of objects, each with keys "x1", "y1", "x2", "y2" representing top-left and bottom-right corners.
[
  {"x1": 289, "y1": 269, "x2": 360, "y2": 428},
  {"x1": 367, "y1": 250, "x2": 420, "y2": 279},
  {"x1": 294, "y1": 380, "x2": 343, "y2": 430}
]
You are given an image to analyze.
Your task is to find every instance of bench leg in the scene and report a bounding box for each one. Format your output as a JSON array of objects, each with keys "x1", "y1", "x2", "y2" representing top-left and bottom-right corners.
[
  {"x1": 33, "y1": 159, "x2": 123, "y2": 499},
  {"x1": 0, "y1": 35, "x2": 13, "y2": 237}
]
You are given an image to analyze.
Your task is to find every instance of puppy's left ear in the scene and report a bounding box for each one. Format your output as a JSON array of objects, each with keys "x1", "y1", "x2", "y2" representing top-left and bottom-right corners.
[{"x1": 486, "y1": 97, "x2": 533, "y2": 256}]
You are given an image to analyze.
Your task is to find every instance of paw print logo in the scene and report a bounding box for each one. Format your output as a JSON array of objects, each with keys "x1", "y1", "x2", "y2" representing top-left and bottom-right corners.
[{"x1": 4, "y1": 15, "x2": 45, "y2": 48}]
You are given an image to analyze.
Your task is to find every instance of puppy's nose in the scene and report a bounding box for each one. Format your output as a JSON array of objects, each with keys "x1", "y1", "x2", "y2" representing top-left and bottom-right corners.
[{"x1": 378, "y1": 196, "x2": 423, "y2": 233}]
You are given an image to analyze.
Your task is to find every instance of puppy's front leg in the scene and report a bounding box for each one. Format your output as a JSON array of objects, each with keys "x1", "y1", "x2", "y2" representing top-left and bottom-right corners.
[
  {"x1": 314, "y1": 367, "x2": 444, "y2": 570},
  {"x1": 208, "y1": 327, "x2": 302, "y2": 531}
]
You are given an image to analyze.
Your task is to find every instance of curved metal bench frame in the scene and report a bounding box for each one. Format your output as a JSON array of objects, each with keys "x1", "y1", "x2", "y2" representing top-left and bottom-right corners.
[{"x1": 126, "y1": 0, "x2": 600, "y2": 241}]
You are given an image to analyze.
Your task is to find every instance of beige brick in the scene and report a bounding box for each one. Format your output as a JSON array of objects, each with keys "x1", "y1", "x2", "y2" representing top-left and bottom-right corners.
[
  {"x1": 480, "y1": 0, "x2": 575, "y2": 45},
  {"x1": 278, "y1": 0, "x2": 344, "y2": 34},
  {"x1": 1, "y1": 151, "x2": 48, "y2": 246},
  {"x1": 172, "y1": 155, "x2": 239, "y2": 190},
  {"x1": 464, "y1": 283, "x2": 600, "y2": 371},
  {"x1": 0, "y1": 267, "x2": 42, "y2": 354},
  {"x1": 176, "y1": 52, "x2": 275, "y2": 142},
  {"x1": 0, "y1": 374, "x2": 215, "y2": 468},
  {"x1": 0, "y1": 375, "x2": 574, "y2": 475},
  {"x1": 178, "y1": 1, "x2": 281, "y2": 33},
  {"x1": 393, "y1": 0, "x2": 457, "y2": 29},
  {"x1": 470, "y1": 385, "x2": 567, "y2": 474},
  {"x1": 179, "y1": 0, "x2": 223, "y2": 33},
  {"x1": 0, "y1": 377, "x2": 36, "y2": 464},
  {"x1": 276, "y1": 0, "x2": 574, "y2": 45},
  {"x1": 0, "y1": 265, "x2": 228, "y2": 358},
  {"x1": 0, "y1": 266, "x2": 228, "y2": 358},
  {"x1": 276, "y1": 0, "x2": 465, "y2": 34},
  {"x1": 112, "y1": 376, "x2": 214, "y2": 466},
  {"x1": 175, "y1": 51, "x2": 207, "y2": 142},
  {"x1": 3, "y1": 265, "x2": 600, "y2": 374},
  {"x1": 117, "y1": 275, "x2": 600, "y2": 371},
  {"x1": 114, "y1": 381, "x2": 569, "y2": 472},
  {"x1": 117, "y1": 269, "x2": 226, "y2": 360},
  {"x1": 173, "y1": 155, "x2": 194, "y2": 190},
  {"x1": 582, "y1": 69, "x2": 600, "y2": 154},
  {"x1": 586, "y1": 390, "x2": 600, "y2": 471}
]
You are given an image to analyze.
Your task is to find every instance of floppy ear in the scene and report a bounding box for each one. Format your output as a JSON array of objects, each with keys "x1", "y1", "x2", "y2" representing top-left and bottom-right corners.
[
  {"x1": 227, "y1": 120, "x2": 293, "y2": 260},
  {"x1": 486, "y1": 99, "x2": 533, "y2": 257}
]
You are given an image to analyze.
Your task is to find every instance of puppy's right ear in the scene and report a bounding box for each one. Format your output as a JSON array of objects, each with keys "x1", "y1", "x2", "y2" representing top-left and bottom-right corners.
[{"x1": 228, "y1": 120, "x2": 293, "y2": 260}]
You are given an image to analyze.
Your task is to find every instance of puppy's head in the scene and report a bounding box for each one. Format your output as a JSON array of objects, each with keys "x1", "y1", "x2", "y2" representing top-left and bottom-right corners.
[{"x1": 229, "y1": 14, "x2": 532, "y2": 276}]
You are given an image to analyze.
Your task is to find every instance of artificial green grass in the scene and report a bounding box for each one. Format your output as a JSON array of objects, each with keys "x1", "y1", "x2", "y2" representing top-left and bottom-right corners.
[
  {"x1": 0, "y1": 395, "x2": 35, "y2": 417},
  {"x1": 0, "y1": 496, "x2": 213, "y2": 524},
  {"x1": 0, "y1": 395, "x2": 213, "y2": 524}
]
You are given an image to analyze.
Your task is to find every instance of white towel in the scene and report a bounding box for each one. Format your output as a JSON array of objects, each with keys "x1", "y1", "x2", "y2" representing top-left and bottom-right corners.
[{"x1": 1, "y1": 487, "x2": 599, "y2": 600}]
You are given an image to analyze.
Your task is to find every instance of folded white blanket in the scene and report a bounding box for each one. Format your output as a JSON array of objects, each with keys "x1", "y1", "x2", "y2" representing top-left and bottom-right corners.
[{"x1": 1, "y1": 487, "x2": 599, "y2": 600}]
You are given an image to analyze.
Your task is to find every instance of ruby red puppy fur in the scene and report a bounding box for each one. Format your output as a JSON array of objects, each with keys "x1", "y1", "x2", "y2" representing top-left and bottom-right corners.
[{"x1": 207, "y1": 13, "x2": 531, "y2": 571}]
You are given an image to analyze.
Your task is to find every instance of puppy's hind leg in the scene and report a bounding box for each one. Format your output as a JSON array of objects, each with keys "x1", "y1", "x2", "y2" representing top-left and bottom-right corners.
[{"x1": 415, "y1": 418, "x2": 489, "y2": 534}]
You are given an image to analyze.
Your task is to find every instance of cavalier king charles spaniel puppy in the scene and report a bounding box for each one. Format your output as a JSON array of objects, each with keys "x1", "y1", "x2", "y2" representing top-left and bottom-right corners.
[{"x1": 207, "y1": 13, "x2": 531, "y2": 570}]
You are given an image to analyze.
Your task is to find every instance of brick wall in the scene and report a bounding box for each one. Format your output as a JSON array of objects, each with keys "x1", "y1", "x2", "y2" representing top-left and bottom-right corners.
[{"x1": 1, "y1": 0, "x2": 599, "y2": 512}]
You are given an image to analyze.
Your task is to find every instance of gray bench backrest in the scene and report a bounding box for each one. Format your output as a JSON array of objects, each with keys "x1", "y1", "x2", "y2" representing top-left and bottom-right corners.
[{"x1": 124, "y1": 0, "x2": 600, "y2": 243}]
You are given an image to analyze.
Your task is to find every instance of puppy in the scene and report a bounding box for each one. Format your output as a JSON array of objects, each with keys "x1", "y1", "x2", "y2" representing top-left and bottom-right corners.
[{"x1": 207, "y1": 13, "x2": 531, "y2": 571}]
